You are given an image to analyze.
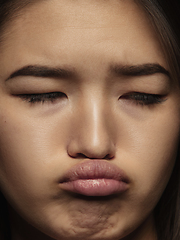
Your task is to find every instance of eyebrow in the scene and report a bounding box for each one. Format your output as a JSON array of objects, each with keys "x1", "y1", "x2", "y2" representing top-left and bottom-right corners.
[
  {"x1": 6, "y1": 63, "x2": 170, "y2": 81},
  {"x1": 6, "y1": 65, "x2": 75, "y2": 81},
  {"x1": 111, "y1": 63, "x2": 170, "y2": 77}
]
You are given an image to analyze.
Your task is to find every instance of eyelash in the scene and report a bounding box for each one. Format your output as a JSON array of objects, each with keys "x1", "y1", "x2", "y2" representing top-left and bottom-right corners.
[
  {"x1": 17, "y1": 92, "x2": 164, "y2": 106},
  {"x1": 120, "y1": 92, "x2": 165, "y2": 105},
  {"x1": 17, "y1": 92, "x2": 66, "y2": 103}
]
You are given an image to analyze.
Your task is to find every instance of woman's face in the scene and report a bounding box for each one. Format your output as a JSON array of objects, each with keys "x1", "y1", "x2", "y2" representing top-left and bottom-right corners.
[{"x1": 0, "y1": 0, "x2": 179, "y2": 239}]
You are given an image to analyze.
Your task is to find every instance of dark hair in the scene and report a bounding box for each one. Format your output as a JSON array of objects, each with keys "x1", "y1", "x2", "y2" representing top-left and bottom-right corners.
[
  {"x1": 0, "y1": 0, "x2": 43, "y2": 43},
  {"x1": 137, "y1": 1, "x2": 180, "y2": 239},
  {"x1": 0, "y1": 0, "x2": 179, "y2": 240}
]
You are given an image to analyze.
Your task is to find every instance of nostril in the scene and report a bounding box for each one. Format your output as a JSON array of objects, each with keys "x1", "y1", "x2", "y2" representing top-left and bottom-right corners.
[
  {"x1": 69, "y1": 152, "x2": 114, "y2": 160},
  {"x1": 71, "y1": 153, "x2": 87, "y2": 159},
  {"x1": 104, "y1": 154, "x2": 114, "y2": 160}
]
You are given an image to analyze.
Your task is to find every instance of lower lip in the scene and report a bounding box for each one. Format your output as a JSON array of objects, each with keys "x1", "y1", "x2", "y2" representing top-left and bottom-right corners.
[{"x1": 60, "y1": 179, "x2": 128, "y2": 196}]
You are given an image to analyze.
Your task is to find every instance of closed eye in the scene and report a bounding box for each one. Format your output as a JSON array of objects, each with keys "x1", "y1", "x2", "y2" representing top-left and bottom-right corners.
[
  {"x1": 120, "y1": 92, "x2": 166, "y2": 105},
  {"x1": 16, "y1": 92, "x2": 67, "y2": 103}
]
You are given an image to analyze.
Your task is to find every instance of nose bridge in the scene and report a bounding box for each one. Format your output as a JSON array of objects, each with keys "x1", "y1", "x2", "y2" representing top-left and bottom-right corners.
[
  {"x1": 68, "y1": 93, "x2": 116, "y2": 159},
  {"x1": 86, "y1": 97, "x2": 105, "y2": 147}
]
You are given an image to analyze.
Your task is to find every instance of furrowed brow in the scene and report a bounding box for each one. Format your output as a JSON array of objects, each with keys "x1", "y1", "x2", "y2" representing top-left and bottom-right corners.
[
  {"x1": 6, "y1": 65, "x2": 75, "y2": 81},
  {"x1": 111, "y1": 63, "x2": 170, "y2": 77}
]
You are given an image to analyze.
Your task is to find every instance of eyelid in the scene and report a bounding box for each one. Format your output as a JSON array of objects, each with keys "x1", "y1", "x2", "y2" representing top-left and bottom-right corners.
[
  {"x1": 120, "y1": 92, "x2": 166, "y2": 105},
  {"x1": 15, "y1": 91, "x2": 166, "y2": 106},
  {"x1": 16, "y1": 92, "x2": 67, "y2": 103}
]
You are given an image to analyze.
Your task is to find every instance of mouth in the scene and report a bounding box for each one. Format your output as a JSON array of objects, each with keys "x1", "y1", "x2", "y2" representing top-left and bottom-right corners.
[{"x1": 59, "y1": 160, "x2": 130, "y2": 196}]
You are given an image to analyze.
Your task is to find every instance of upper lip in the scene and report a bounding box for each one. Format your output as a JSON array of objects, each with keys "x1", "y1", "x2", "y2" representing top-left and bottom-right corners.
[{"x1": 59, "y1": 160, "x2": 130, "y2": 184}]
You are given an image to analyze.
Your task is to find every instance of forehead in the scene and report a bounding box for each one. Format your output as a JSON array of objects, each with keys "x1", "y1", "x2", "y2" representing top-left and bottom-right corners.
[{"x1": 0, "y1": 0, "x2": 168, "y2": 77}]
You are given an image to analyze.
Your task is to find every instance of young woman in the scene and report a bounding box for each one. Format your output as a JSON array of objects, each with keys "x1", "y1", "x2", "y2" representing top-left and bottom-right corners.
[{"x1": 0, "y1": 0, "x2": 179, "y2": 239}]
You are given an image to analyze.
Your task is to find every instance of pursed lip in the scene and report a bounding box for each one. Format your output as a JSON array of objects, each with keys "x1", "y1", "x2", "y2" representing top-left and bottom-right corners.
[{"x1": 59, "y1": 160, "x2": 130, "y2": 196}]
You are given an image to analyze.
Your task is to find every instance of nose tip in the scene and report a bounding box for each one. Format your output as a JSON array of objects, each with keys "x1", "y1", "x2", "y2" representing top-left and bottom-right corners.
[
  {"x1": 67, "y1": 105, "x2": 116, "y2": 160},
  {"x1": 68, "y1": 135, "x2": 115, "y2": 159}
]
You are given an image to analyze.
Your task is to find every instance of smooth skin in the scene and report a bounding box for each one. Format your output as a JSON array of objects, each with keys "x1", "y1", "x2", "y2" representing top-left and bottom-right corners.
[{"x1": 0, "y1": 0, "x2": 179, "y2": 239}]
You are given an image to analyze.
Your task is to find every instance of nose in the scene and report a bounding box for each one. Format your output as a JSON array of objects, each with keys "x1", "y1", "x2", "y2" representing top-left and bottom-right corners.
[{"x1": 67, "y1": 97, "x2": 116, "y2": 159}]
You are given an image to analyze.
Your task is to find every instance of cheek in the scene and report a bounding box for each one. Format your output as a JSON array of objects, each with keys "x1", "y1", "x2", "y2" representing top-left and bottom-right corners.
[
  {"x1": 116, "y1": 104, "x2": 180, "y2": 209},
  {"x1": 0, "y1": 106, "x2": 71, "y2": 207}
]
